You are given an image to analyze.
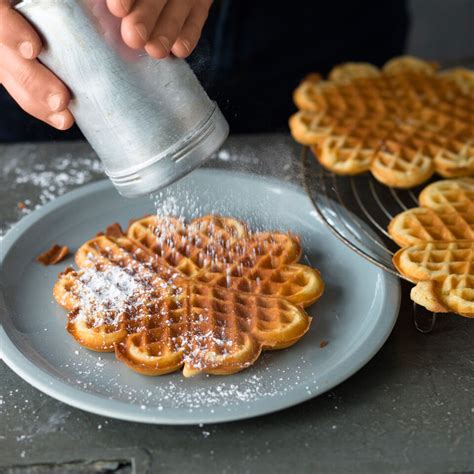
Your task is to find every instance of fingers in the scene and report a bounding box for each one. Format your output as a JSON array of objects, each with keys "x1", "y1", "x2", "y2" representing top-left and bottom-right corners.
[
  {"x1": 0, "y1": 5, "x2": 42, "y2": 59},
  {"x1": 0, "y1": 2, "x2": 73, "y2": 130},
  {"x1": 110, "y1": 0, "x2": 211, "y2": 59},
  {"x1": 146, "y1": 0, "x2": 193, "y2": 59},
  {"x1": 120, "y1": 0, "x2": 167, "y2": 49},
  {"x1": 106, "y1": 0, "x2": 137, "y2": 18},
  {"x1": 171, "y1": 1, "x2": 211, "y2": 58},
  {"x1": 0, "y1": 46, "x2": 74, "y2": 130}
]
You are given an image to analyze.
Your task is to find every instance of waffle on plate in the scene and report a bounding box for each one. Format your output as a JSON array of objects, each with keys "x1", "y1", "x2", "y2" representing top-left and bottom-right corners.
[{"x1": 53, "y1": 216, "x2": 324, "y2": 377}]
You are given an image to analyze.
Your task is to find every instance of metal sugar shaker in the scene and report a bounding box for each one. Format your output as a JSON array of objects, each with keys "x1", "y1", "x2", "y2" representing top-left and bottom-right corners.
[{"x1": 16, "y1": 0, "x2": 229, "y2": 197}]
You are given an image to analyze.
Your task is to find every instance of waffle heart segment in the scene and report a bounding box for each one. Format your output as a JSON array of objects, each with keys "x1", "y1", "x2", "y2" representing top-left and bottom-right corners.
[
  {"x1": 290, "y1": 56, "x2": 474, "y2": 188},
  {"x1": 409, "y1": 281, "x2": 450, "y2": 314},
  {"x1": 388, "y1": 177, "x2": 474, "y2": 247},
  {"x1": 393, "y1": 241, "x2": 474, "y2": 283},
  {"x1": 388, "y1": 207, "x2": 474, "y2": 247},
  {"x1": 433, "y1": 274, "x2": 474, "y2": 318},
  {"x1": 128, "y1": 215, "x2": 323, "y2": 306},
  {"x1": 418, "y1": 177, "x2": 474, "y2": 213},
  {"x1": 389, "y1": 178, "x2": 474, "y2": 318},
  {"x1": 53, "y1": 216, "x2": 324, "y2": 376}
]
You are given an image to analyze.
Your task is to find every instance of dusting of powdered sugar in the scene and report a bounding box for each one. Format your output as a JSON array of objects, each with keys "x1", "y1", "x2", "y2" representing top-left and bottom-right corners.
[
  {"x1": 57, "y1": 350, "x2": 318, "y2": 411},
  {"x1": 216, "y1": 148, "x2": 259, "y2": 166},
  {"x1": 13, "y1": 152, "x2": 102, "y2": 207},
  {"x1": 149, "y1": 143, "x2": 300, "y2": 238},
  {"x1": 67, "y1": 243, "x2": 183, "y2": 329},
  {"x1": 73, "y1": 265, "x2": 146, "y2": 327},
  {"x1": 0, "y1": 150, "x2": 103, "y2": 237},
  {"x1": 215, "y1": 143, "x2": 299, "y2": 181},
  {"x1": 64, "y1": 230, "x2": 246, "y2": 372}
]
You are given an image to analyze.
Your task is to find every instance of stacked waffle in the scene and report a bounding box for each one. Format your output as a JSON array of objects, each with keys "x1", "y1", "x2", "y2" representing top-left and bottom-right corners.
[
  {"x1": 54, "y1": 216, "x2": 324, "y2": 376},
  {"x1": 290, "y1": 56, "x2": 474, "y2": 188},
  {"x1": 389, "y1": 178, "x2": 474, "y2": 317}
]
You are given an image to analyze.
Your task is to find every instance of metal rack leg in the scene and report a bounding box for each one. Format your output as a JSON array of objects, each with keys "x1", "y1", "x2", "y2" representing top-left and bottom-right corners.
[{"x1": 413, "y1": 302, "x2": 438, "y2": 333}]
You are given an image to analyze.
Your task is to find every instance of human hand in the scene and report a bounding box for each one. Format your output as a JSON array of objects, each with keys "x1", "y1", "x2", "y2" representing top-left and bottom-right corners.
[
  {"x1": 0, "y1": 0, "x2": 74, "y2": 130},
  {"x1": 0, "y1": 0, "x2": 212, "y2": 131},
  {"x1": 107, "y1": 0, "x2": 213, "y2": 59}
]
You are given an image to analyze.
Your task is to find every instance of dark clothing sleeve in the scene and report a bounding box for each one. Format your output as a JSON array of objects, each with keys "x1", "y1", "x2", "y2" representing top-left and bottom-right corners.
[{"x1": 0, "y1": 0, "x2": 408, "y2": 142}]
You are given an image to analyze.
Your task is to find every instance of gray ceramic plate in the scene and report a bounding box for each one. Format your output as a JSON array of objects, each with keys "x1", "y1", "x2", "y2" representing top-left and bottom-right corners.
[{"x1": 0, "y1": 169, "x2": 400, "y2": 424}]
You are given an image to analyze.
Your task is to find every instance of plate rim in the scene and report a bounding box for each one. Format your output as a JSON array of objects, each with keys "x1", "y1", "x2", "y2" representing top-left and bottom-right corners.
[{"x1": 0, "y1": 170, "x2": 401, "y2": 424}]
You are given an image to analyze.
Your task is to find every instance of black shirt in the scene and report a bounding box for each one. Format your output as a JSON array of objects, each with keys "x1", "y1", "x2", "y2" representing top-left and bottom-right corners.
[{"x1": 0, "y1": 0, "x2": 408, "y2": 141}]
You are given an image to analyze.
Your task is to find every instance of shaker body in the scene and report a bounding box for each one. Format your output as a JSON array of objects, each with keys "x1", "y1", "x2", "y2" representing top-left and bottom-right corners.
[{"x1": 16, "y1": 0, "x2": 229, "y2": 197}]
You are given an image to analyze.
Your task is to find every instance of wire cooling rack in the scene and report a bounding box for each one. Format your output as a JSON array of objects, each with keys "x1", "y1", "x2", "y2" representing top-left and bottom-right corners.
[{"x1": 301, "y1": 146, "x2": 439, "y2": 332}]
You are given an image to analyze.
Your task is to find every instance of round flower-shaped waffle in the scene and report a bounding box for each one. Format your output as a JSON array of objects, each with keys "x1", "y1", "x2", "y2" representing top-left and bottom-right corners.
[
  {"x1": 53, "y1": 216, "x2": 324, "y2": 376},
  {"x1": 290, "y1": 56, "x2": 474, "y2": 188}
]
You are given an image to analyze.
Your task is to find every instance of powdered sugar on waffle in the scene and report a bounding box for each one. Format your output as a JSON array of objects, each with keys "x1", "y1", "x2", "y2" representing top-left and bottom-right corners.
[
  {"x1": 180, "y1": 328, "x2": 235, "y2": 370},
  {"x1": 150, "y1": 214, "x2": 286, "y2": 275},
  {"x1": 63, "y1": 214, "x2": 306, "y2": 374},
  {"x1": 73, "y1": 265, "x2": 144, "y2": 327},
  {"x1": 70, "y1": 245, "x2": 186, "y2": 328},
  {"x1": 67, "y1": 239, "x2": 241, "y2": 367}
]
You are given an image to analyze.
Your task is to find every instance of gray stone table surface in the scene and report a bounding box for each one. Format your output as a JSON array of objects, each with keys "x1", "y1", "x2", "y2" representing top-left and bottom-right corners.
[{"x1": 0, "y1": 135, "x2": 472, "y2": 474}]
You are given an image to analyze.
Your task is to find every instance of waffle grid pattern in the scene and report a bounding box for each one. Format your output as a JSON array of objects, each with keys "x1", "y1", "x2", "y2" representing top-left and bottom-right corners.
[
  {"x1": 290, "y1": 56, "x2": 474, "y2": 188},
  {"x1": 390, "y1": 178, "x2": 474, "y2": 317},
  {"x1": 53, "y1": 216, "x2": 324, "y2": 376}
]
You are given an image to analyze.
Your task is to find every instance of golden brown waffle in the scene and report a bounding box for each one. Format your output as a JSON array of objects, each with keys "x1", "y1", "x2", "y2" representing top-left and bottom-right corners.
[
  {"x1": 389, "y1": 178, "x2": 474, "y2": 317},
  {"x1": 388, "y1": 178, "x2": 474, "y2": 247},
  {"x1": 418, "y1": 177, "x2": 474, "y2": 213},
  {"x1": 388, "y1": 207, "x2": 474, "y2": 248},
  {"x1": 128, "y1": 216, "x2": 323, "y2": 306},
  {"x1": 393, "y1": 241, "x2": 474, "y2": 282},
  {"x1": 53, "y1": 216, "x2": 324, "y2": 376},
  {"x1": 290, "y1": 56, "x2": 474, "y2": 188},
  {"x1": 440, "y1": 68, "x2": 474, "y2": 96}
]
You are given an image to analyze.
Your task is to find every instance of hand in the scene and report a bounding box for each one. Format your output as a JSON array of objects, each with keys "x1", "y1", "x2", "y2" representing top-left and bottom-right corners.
[
  {"x1": 0, "y1": 0, "x2": 74, "y2": 130},
  {"x1": 107, "y1": 0, "x2": 213, "y2": 59},
  {"x1": 0, "y1": 0, "x2": 212, "y2": 131}
]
